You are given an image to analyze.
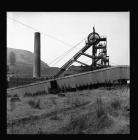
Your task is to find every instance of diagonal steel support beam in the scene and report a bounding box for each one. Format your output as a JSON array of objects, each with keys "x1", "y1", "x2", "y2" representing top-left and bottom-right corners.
[
  {"x1": 93, "y1": 58, "x2": 101, "y2": 64},
  {"x1": 54, "y1": 44, "x2": 92, "y2": 78},
  {"x1": 75, "y1": 60, "x2": 89, "y2": 66},
  {"x1": 81, "y1": 53, "x2": 93, "y2": 59}
]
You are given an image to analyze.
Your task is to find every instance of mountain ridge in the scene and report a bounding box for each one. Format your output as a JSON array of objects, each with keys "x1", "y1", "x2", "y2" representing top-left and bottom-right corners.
[
  {"x1": 7, "y1": 48, "x2": 59, "y2": 78},
  {"x1": 7, "y1": 47, "x2": 49, "y2": 67}
]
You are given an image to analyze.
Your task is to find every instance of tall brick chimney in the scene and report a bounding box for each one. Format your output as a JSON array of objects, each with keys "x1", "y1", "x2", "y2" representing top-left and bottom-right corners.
[{"x1": 33, "y1": 32, "x2": 41, "y2": 78}]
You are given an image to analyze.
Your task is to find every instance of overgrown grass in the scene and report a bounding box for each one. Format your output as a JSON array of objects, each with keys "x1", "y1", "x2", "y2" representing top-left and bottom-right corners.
[
  {"x1": 96, "y1": 96, "x2": 106, "y2": 118},
  {"x1": 58, "y1": 96, "x2": 112, "y2": 134},
  {"x1": 110, "y1": 98, "x2": 122, "y2": 110},
  {"x1": 24, "y1": 90, "x2": 47, "y2": 97},
  {"x1": 8, "y1": 86, "x2": 130, "y2": 134},
  {"x1": 27, "y1": 99, "x2": 41, "y2": 109},
  {"x1": 50, "y1": 97, "x2": 61, "y2": 120},
  {"x1": 10, "y1": 94, "x2": 21, "y2": 102}
]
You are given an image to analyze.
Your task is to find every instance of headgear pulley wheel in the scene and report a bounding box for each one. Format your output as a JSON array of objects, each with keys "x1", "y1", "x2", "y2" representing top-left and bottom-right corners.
[{"x1": 87, "y1": 32, "x2": 100, "y2": 45}]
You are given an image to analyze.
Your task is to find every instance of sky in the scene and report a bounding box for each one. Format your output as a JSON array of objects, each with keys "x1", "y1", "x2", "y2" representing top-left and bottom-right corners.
[{"x1": 7, "y1": 12, "x2": 130, "y2": 67}]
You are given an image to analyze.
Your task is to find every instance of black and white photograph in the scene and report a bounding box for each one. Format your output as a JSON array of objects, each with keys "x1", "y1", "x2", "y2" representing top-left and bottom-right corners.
[{"x1": 6, "y1": 12, "x2": 130, "y2": 134}]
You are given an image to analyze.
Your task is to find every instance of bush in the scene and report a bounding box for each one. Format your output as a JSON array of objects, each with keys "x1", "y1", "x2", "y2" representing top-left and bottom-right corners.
[
  {"x1": 24, "y1": 91, "x2": 47, "y2": 97},
  {"x1": 96, "y1": 113, "x2": 112, "y2": 130},
  {"x1": 28, "y1": 99, "x2": 41, "y2": 109},
  {"x1": 69, "y1": 116, "x2": 87, "y2": 133},
  {"x1": 111, "y1": 98, "x2": 121, "y2": 110},
  {"x1": 72, "y1": 97, "x2": 82, "y2": 107},
  {"x1": 96, "y1": 96, "x2": 106, "y2": 118},
  {"x1": 11, "y1": 94, "x2": 21, "y2": 102},
  {"x1": 50, "y1": 97, "x2": 60, "y2": 120},
  {"x1": 37, "y1": 128, "x2": 44, "y2": 134}
]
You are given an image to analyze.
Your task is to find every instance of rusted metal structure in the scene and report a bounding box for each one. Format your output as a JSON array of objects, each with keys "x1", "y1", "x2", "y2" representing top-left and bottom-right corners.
[
  {"x1": 33, "y1": 32, "x2": 41, "y2": 78},
  {"x1": 54, "y1": 27, "x2": 109, "y2": 78}
]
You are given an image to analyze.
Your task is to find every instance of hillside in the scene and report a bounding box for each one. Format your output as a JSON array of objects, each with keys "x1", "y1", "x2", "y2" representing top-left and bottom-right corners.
[
  {"x1": 7, "y1": 48, "x2": 51, "y2": 77},
  {"x1": 7, "y1": 48, "x2": 92, "y2": 78},
  {"x1": 7, "y1": 48, "x2": 49, "y2": 67}
]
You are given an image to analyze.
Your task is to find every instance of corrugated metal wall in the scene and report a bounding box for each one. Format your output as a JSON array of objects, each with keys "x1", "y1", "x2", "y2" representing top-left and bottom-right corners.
[{"x1": 7, "y1": 66, "x2": 130, "y2": 96}]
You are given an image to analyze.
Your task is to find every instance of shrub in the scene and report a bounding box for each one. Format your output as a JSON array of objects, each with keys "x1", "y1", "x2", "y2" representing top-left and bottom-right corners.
[
  {"x1": 11, "y1": 94, "x2": 21, "y2": 102},
  {"x1": 111, "y1": 98, "x2": 121, "y2": 110},
  {"x1": 96, "y1": 113, "x2": 113, "y2": 131},
  {"x1": 96, "y1": 96, "x2": 106, "y2": 118},
  {"x1": 37, "y1": 128, "x2": 44, "y2": 134},
  {"x1": 69, "y1": 116, "x2": 87, "y2": 133},
  {"x1": 50, "y1": 97, "x2": 60, "y2": 120},
  {"x1": 28, "y1": 99, "x2": 41, "y2": 109},
  {"x1": 50, "y1": 114, "x2": 62, "y2": 120},
  {"x1": 24, "y1": 91, "x2": 47, "y2": 97},
  {"x1": 72, "y1": 97, "x2": 82, "y2": 107}
]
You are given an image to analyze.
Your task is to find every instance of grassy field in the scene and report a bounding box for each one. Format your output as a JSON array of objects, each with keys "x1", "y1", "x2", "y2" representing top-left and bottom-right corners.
[{"x1": 7, "y1": 85, "x2": 130, "y2": 134}]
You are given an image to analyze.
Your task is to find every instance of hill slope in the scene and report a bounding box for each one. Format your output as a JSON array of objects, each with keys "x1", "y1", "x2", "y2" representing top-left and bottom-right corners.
[
  {"x1": 7, "y1": 48, "x2": 92, "y2": 78},
  {"x1": 7, "y1": 48, "x2": 50, "y2": 77},
  {"x1": 7, "y1": 48, "x2": 49, "y2": 67}
]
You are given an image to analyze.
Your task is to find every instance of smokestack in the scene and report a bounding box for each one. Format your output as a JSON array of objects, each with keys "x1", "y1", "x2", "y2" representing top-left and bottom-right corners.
[{"x1": 33, "y1": 32, "x2": 41, "y2": 78}]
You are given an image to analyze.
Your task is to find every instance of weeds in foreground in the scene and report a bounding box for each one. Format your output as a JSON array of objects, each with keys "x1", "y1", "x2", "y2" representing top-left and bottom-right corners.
[
  {"x1": 96, "y1": 96, "x2": 106, "y2": 118},
  {"x1": 110, "y1": 98, "x2": 122, "y2": 110},
  {"x1": 72, "y1": 97, "x2": 82, "y2": 107},
  {"x1": 95, "y1": 96, "x2": 113, "y2": 131},
  {"x1": 62, "y1": 96, "x2": 111, "y2": 134},
  {"x1": 50, "y1": 97, "x2": 60, "y2": 120},
  {"x1": 37, "y1": 127, "x2": 44, "y2": 134},
  {"x1": 10, "y1": 94, "x2": 21, "y2": 102},
  {"x1": 66, "y1": 95, "x2": 83, "y2": 108},
  {"x1": 24, "y1": 91, "x2": 47, "y2": 97},
  {"x1": 28, "y1": 99, "x2": 41, "y2": 109}
]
